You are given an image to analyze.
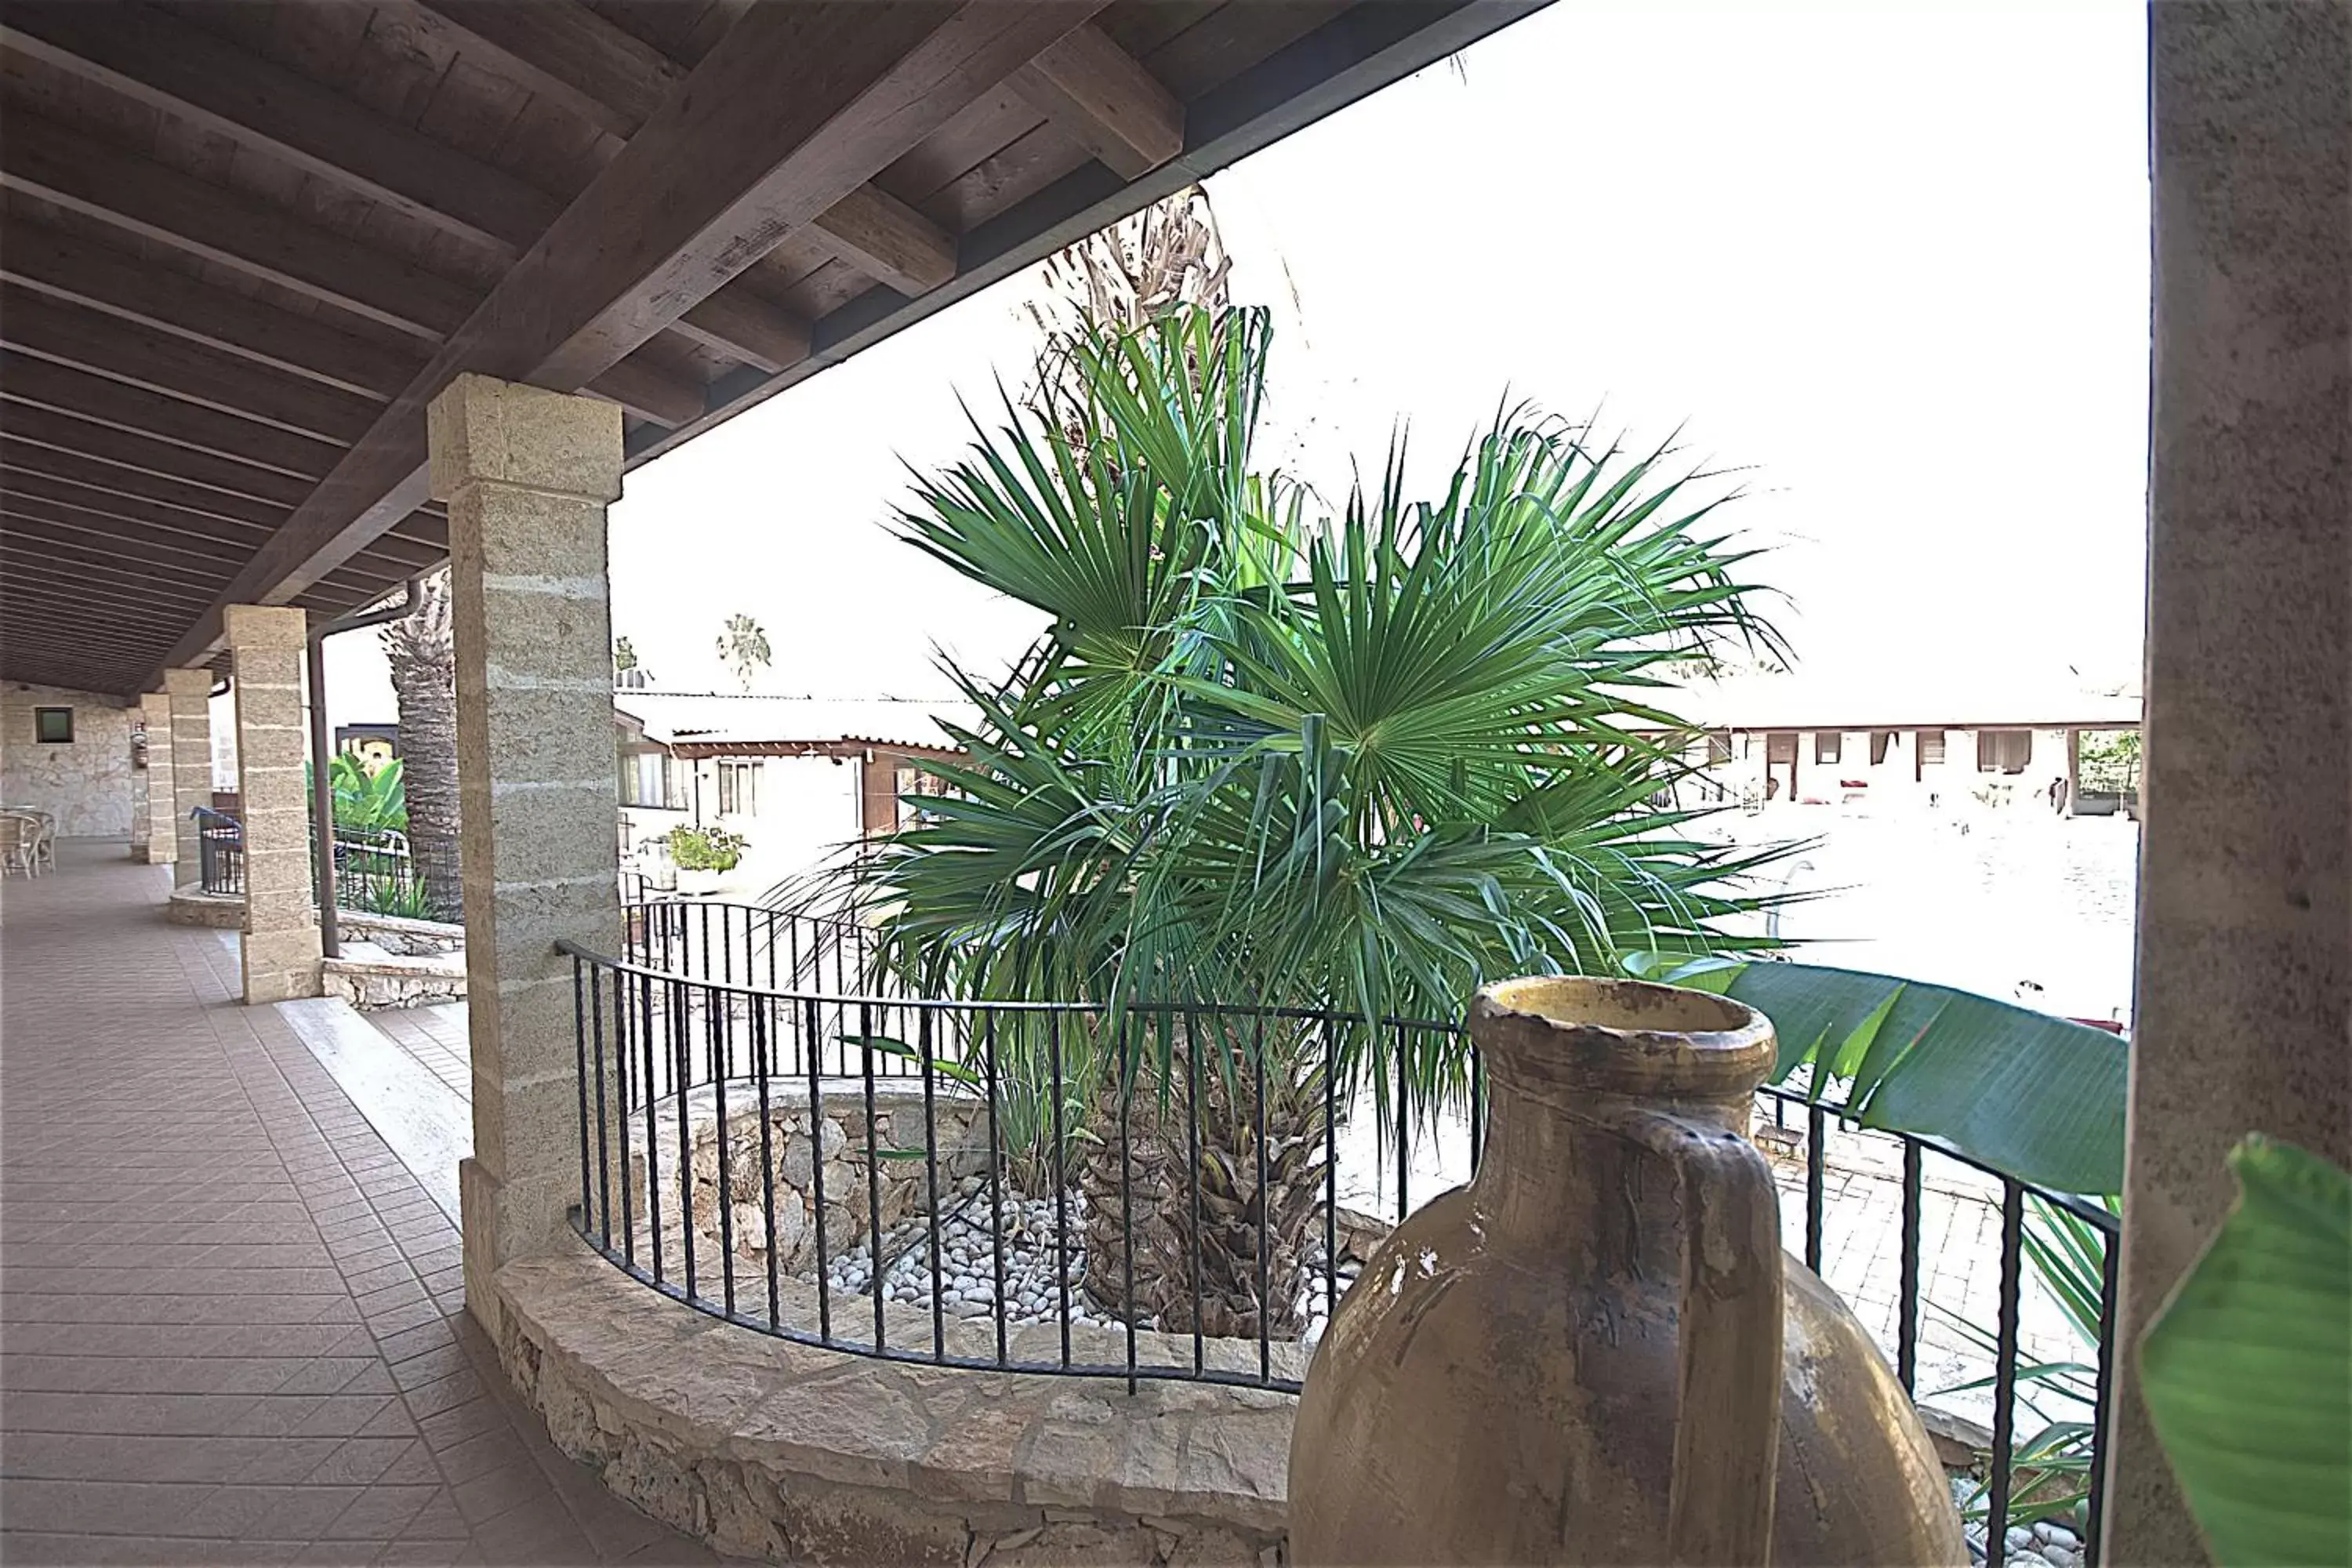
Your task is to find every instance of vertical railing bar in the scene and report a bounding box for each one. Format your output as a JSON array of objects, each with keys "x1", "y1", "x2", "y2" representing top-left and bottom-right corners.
[
  {"x1": 1120, "y1": 1014, "x2": 1138, "y2": 1394},
  {"x1": 591, "y1": 961, "x2": 612, "y2": 1250},
  {"x1": 862, "y1": 1000, "x2": 885, "y2": 1352},
  {"x1": 1899, "y1": 1139, "x2": 1923, "y2": 1394},
  {"x1": 1394, "y1": 1022, "x2": 1410, "y2": 1222},
  {"x1": 1468, "y1": 1042, "x2": 1484, "y2": 1174},
  {"x1": 676, "y1": 978, "x2": 697, "y2": 1301},
  {"x1": 713, "y1": 967, "x2": 737, "y2": 1316},
  {"x1": 1255, "y1": 1014, "x2": 1271, "y2": 1385},
  {"x1": 2085, "y1": 1215, "x2": 2120, "y2": 1566},
  {"x1": 1986, "y1": 1181, "x2": 2025, "y2": 1568},
  {"x1": 985, "y1": 1010, "x2": 1008, "y2": 1367},
  {"x1": 1051, "y1": 1010, "x2": 1072, "y2": 1368},
  {"x1": 1321, "y1": 1017, "x2": 1337, "y2": 1340},
  {"x1": 921, "y1": 1007, "x2": 945, "y2": 1363},
  {"x1": 1187, "y1": 1010, "x2": 1206, "y2": 1374},
  {"x1": 806, "y1": 997, "x2": 832, "y2": 1343},
  {"x1": 572, "y1": 956, "x2": 593, "y2": 1230},
  {"x1": 615, "y1": 966, "x2": 635, "y2": 1268},
  {"x1": 1806, "y1": 1103, "x2": 1827, "y2": 1274},
  {"x1": 758, "y1": 995, "x2": 780, "y2": 1334},
  {"x1": 644, "y1": 971, "x2": 662, "y2": 1285}
]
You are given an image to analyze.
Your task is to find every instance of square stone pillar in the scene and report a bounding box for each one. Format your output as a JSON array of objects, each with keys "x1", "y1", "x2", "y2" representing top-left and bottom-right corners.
[
  {"x1": 140, "y1": 692, "x2": 176, "y2": 865},
  {"x1": 225, "y1": 605, "x2": 323, "y2": 1005},
  {"x1": 2109, "y1": 5, "x2": 2352, "y2": 1562},
  {"x1": 428, "y1": 373, "x2": 624, "y2": 1333},
  {"x1": 162, "y1": 667, "x2": 212, "y2": 878}
]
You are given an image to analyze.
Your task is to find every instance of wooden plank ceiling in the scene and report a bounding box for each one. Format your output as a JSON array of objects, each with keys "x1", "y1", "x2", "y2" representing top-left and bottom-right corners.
[{"x1": 0, "y1": 0, "x2": 1535, "y2": 699}]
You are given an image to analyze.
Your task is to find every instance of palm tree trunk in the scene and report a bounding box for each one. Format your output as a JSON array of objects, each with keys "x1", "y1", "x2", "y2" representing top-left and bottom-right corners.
[
  {"x1": 1081, "y1": 1025, "x2": 1328, "y2": 1338},
  {"x1": 381, "y1": 575, "x2": 463, "y2": 920}
]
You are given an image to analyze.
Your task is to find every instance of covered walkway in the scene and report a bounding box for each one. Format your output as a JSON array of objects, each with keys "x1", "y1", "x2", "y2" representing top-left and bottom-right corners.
[{"x1": 0, "y1": 840, "x2": 713, "y2": 1566}]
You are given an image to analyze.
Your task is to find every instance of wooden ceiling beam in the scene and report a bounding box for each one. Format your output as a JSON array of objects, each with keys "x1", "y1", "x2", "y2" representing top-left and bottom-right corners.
[
  {"x1": 2, "y1": 2, "x2": 561, "y2": 255},
  {"x1": 0, "y1": 287, "x2": 383, "y2": 445},
  {"x1": 0, "y1": 622, "x2": 163, "y2": 661},
  {"x1": 0, "y1": 554, "x2": 229, "y2": 610},
  {"x1": 801, "y1": 187, "x2": 956, "y2": 299},
  {"x1": 0, "y1": 442, "x2": 444, "y2": 573},
  {"x1": 0, "y1": 107, "x2": 474, "y2": 340},
  {"x1": 1, "y1": 1, "x2": 808, "y2": 379},
  {"x1": 579, "y1": 354, "x2": 706, "y2": 429},
  {"x1": 0, "y1": 476, "x2": 278, "y2": 550},
  {"x1": 160, "y1": 0, "x2": 1109, "y2": 679},
  {"x1": 1010, "y1": 23, "x2": 1183, "y2": 179},
  {"x1": 666, "y1": 288, "x2": 811, "y2": 374},
  {"x1": 415, "y1": 0, "x2": 952, "y2": 303},
  {"x1": 0, "y1": 212, "x2": 419, "y2": 401},
  {"x1": 0, "y1": 439, "x2": 292, "y2": 532},
  {"x1": 0, "y1": 510, "x2": 321, "y2": 586},
  {"x1": 0, "y1": 402, "x2": 324, "y2": 506},
  {"x1": 0, "y1": 351, "x2": 347, "y2": 479}
]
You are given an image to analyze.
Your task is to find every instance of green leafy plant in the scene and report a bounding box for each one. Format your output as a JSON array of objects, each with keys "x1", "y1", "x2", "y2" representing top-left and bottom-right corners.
[
  {"x1": 668, "y1": 824, "x2": 746, "y2": 873},
  {"x1": 1626, "y1": 955, "x2": 2130, "y2": 1196},
  {"x1": 846, "y1": 305, "x2": 1795, "y2": 1331},
  {"x1": 2076, "y1": 729, "x2": 2140, "y2": 795},
  {"x1": 322, "y1": 753, "x2": 407, "y2": 834},
  {"x1": 2139, "y1": 1136, "x2": 2350, "y2": 1567},
  {"x1": 355, "y1": 876, "x2": 441, "y2": 923}
]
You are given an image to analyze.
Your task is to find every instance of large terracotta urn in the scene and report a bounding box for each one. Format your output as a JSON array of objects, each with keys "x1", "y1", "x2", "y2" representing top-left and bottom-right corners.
[{"x1": 1289, "y1": 977, "x2": 1963, "y2": 1566}]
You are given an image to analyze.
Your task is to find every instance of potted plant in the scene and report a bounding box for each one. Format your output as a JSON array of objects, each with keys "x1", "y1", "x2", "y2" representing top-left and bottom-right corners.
[{"x1": 666, "y1": 824, "x2": 745, "y2": 895}]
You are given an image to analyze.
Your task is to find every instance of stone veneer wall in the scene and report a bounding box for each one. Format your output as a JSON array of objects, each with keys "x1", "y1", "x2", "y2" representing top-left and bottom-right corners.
[
  {"x1": 632, "y1": 1083, "x2": 991, "y2": 1283},
  {"x1": 494, "y1": 1246, "x2": 1292, "y2": 1567},
  {"x1": 0, "y1": 682, "x2": 134, "y2": 835}
]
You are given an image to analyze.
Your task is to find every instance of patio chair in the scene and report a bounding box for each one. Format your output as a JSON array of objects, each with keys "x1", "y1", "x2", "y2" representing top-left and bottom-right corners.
[
  {"x1": 24, "y1": 810, "x2": 55, "y2": 875},
  {"x1": 0, "y1": 814, "x2": 32, "y2": 880}
]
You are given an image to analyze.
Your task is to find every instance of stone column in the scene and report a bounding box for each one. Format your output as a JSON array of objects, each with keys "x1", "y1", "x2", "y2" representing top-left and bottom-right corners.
[
  {"x1": 224, "y1": 605, "x2": 323, "y2": 1005},
  {"x1": 2108, "y1": 5, "x2": 2352, "y2": 1563},
  {"x1": 428, "y1": 373, "x2": 623, "y2": 1333},
  {"x1": 162, "y1": 667, "x2": 212, "y2": 879},
  {"x1": 140, "y1": 693, "x2": 176, "y2": 865}
]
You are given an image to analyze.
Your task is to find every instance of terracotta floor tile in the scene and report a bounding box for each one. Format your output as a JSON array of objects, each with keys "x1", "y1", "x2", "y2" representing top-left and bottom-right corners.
[{"x1": 0, "y1": 845, "x2": 704, "y2": 1566}]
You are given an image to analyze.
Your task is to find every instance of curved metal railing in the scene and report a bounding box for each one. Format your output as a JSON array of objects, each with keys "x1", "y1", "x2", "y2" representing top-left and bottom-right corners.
[{"x1": 564, "y1": 913, "x2": 2121, "y2": 1562}]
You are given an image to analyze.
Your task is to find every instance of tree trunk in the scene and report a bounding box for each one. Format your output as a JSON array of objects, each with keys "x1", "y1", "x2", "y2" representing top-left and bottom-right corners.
[
  {"x1": 1081, "y1": 1023, "x2": 1328, "y2": 1339},
  {"x1": 381, "y1": 575, "x2": 463, "y2": 920}
]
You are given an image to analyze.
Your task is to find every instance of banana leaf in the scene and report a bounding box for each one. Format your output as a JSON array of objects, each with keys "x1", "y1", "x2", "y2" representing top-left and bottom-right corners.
[
  {"x1": 2137, "y1": 1136, "x2": 2350, "y2": 1568},
  {"x1": 1628, "y1": 955, "x2": 2129, "y2": 1196}
]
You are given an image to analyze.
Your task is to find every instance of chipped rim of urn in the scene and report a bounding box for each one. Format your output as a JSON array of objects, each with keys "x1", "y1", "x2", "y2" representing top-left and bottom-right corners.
[{"x1": 1470, "y1": 975, "x2": 1777, "y2": 1103}]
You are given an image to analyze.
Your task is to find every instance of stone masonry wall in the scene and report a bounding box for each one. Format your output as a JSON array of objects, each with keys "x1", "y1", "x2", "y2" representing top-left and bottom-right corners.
[
  {"x1": 493, "y1": 1247, "x2": 1290, "y2": 1568},
  {"x1": 0, "y1": 682, "x2": 133, "y2": 835}
]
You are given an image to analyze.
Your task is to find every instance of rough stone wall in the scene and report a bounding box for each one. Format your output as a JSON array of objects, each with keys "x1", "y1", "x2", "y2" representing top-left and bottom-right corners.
[
  {"x1": 493, "y1": 1249, "x2": 1289, "y2": 1568},
  {"x1": 0, "y1": 682, "x2": 134, "y2": 835},
  {"x1": 629, "y1": 1086, "x2": 991, "y2": 1280}
]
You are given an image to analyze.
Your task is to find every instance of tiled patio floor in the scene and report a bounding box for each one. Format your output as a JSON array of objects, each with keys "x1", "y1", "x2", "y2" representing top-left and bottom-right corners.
[{"x1": 0, "y1": 840, "x2": 719, "y2": 1566}]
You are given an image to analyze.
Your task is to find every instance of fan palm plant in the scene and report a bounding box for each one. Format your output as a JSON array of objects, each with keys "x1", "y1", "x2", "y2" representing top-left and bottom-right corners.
[{"x1": 848, "y1": 307, "x2": 1792, "y2": 1334}]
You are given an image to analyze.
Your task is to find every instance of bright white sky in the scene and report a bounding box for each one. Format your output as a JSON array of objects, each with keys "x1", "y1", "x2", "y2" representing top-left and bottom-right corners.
[{"x1": 325, "y1": 0, "x2": 2150, "y2": 728}]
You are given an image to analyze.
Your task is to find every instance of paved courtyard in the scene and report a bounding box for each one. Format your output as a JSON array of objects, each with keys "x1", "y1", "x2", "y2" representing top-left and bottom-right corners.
[{"x1": 0, "y1": 840, "x2": 716, "y2": 1566}]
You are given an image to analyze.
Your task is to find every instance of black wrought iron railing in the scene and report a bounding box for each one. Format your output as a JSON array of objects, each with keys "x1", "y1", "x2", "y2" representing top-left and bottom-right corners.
[
  {"x1": 191, "y1": 808, "x2": 445, "y2": 922},
  {"x1": 323, "y1": 826, "x2": 437, "y2": 921},
  {"x1": 193, "y1": 806, "x2": 242, "y2": 895},
  {"x1": 566, "y1": 906, "x2": 2121, "y2": 1566}
]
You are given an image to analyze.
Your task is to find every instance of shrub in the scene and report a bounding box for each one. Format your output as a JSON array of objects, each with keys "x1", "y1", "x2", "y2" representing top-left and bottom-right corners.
[{"x1": 668, "y1": 824, "x2": 746, "y2": 873}]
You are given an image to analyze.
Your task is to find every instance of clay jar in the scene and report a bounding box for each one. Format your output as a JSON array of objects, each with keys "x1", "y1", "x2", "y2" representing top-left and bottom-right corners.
[{"x1": 1289, "y1": 976, "x2": 1963, "y2": 1566}]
